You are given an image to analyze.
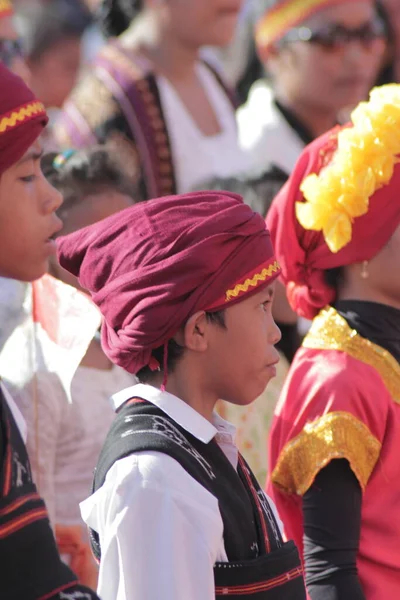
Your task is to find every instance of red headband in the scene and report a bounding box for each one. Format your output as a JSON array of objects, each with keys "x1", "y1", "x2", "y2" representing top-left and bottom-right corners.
[{"x1": 0, "y1": 64, "x2": 48, "y2": 176}]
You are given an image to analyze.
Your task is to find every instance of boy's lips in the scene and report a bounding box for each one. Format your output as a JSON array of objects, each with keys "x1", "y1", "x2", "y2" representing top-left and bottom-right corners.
[
  {"x1": 44, "y1": 218, "x2": 63, "y2": 254},
  {"x1": 266, "y1": 358, "x2": 280, "y2": 377},
  {"x1": 47, "y1": 217, "x2": 63, "y2": 241}
]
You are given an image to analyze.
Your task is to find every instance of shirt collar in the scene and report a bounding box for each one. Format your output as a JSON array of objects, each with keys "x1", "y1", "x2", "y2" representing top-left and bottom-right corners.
[{"x1": 111, "y1": 383, "x2": 236, "y2": 444}]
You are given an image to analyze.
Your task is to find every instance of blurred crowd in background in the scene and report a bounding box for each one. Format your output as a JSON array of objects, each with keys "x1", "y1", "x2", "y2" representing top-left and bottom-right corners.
[{"x1": 1, "y1": 0, "x2": 400, "y2": 593}]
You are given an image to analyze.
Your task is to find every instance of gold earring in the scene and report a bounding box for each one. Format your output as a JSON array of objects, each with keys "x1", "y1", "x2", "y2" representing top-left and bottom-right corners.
[{"x1": 361, "y1": 260, "x2": 369, "y2": 280}]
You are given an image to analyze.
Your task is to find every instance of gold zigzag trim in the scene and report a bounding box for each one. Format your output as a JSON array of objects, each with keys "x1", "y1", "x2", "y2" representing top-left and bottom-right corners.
[
  {"x1": 225, "y1": 261, "x2": 280, "y2": 302},
  {"x1": 0, "y1": 102, "x2": 46, "y2": 134}
]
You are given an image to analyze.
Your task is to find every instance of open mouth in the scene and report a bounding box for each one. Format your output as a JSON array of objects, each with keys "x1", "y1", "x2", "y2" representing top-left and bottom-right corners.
[{"x1": 47, "y1": 218, "x2": 63, "y2": 243}]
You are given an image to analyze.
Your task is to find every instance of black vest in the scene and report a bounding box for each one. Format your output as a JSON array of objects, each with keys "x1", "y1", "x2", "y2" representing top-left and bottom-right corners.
[
  {"x1": 91, "y1": 398, "x2": 306, "y2": 599},
  {"x1": 0, "y1": 387, "x2": 99, "y2": 600}
]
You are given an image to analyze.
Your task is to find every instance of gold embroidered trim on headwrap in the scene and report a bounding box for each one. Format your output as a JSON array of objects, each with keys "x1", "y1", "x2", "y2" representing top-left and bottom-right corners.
[
  {"x1": 225, "y1": 260, "x2": 281, "y2": 302},
  {"x1": 297, "y1": 84, "x2": 400, "y2": 253},
  {"x1": 0, "y1": 101, "x2": 45, "y2": 134},
  {"x1": 256, "y1": 0, "x2": 333, "y2": 55},
  {"x1": 303, "y1": 307, "x2": 400, "y2": 402},
  {"x1": 0, "y1": 0, "x2": 13, "y2": 17},
  {"x1": 272, "y1": 411, "x2": 381, "y2": 495}
]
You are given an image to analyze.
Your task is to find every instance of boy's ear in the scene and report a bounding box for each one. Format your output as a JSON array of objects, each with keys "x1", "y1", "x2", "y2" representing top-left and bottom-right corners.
[{"x1": 173, "y1": 311, "x2": 209, "y2": 352}]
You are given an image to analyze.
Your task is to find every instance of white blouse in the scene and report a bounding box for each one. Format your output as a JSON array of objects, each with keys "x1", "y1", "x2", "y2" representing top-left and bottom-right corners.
[
  {"x1": 158, "y1": 62, "x2": 250, "y2": 193},
  {"x1": 54, "y1": 363, "x2": 135, "y2": 527}
]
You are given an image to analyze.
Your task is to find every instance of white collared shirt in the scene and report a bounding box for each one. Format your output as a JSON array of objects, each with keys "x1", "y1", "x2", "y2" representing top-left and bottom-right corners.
[
  {"x1": 158, "y1": 62, "x2": 250, "y2": 194},
  {"x1": 80, "y1": 384, "x2": 281, "y2": 600}
]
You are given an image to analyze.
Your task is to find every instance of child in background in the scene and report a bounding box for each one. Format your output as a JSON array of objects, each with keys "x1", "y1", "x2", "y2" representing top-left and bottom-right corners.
[
  {"x1": 37, "y1": 146, "x2": 137, "y2": 588},
  {"x1": 17, "y1": 0, "x2": 92, "y2": 110}
]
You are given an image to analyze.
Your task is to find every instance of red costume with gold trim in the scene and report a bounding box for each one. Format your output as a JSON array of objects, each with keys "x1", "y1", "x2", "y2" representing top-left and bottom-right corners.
[
  {"x1": 266, "y1": 85, "x2": 400, "y2": 598},
  {"x1": 269, "y1": 307, "x2": 400, "y2": 597}
]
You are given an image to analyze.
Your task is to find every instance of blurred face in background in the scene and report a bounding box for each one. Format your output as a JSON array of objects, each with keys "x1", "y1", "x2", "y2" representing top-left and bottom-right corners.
[
  {"x1": 0, "y1": 14, "x2": 30, "y2": 82},
  {"x1": 266, "y1": 1, "x2": 387, "y2": 117},
  {"x1": 154, "y1": 0, "x2": 244, "y2": 48},
  {"x1": 382, "y1": 0, "x2": 400, "y2": 81},
  {"x1": 27, "y1": 36, "x2": 83, "y2": 109}
]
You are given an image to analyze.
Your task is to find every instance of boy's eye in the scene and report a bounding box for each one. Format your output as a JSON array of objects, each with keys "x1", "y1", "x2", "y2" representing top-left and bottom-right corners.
[
  {"x1": 20, "y1": 175, "x2": 36, "y2": 183},
  {"x1": 262, "y1": 300, "x2": 271, "y2": 310}
]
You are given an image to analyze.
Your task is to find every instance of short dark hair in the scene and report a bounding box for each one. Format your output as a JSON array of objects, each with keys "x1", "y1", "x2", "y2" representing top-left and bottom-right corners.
[
  {"x1": 136, "y1": 311, "x2": 226, "y2": 383},
  {"x1": 193, "y1": 167, "x2": 288, "y2": 217},
  {"x1": 18, "y1": 0, "x2": 92, "y2": 62},
  {"x1": 325, "y1": 267, "x2": 344, "y2": 294},
  {"x1": 98, "y1": 0, "x2": 143, "y2": 38},
  {"x1": 42, "y1": 146, "x2": 137, "y2": 223}
]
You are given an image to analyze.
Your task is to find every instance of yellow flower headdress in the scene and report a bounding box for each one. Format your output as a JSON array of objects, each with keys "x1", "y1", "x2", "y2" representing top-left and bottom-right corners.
[
  {"x1": 296, "y1": 84, "x2": 400, "y2": 253},
  {"x1": 0, "y1": 0, "x2": 13, "y2": 18}
]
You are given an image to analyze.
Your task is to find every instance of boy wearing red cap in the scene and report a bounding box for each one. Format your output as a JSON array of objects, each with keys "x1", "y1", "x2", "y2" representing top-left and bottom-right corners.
[
  {"x1": 266, "y1": 85, "x2": 400, "y2": 599},
  {"x1": 57, "y1": 192, "x2": 307, "y2": 600},
  {"x1": 0, "y1": 63, "x2": 100, "y2": 599}
]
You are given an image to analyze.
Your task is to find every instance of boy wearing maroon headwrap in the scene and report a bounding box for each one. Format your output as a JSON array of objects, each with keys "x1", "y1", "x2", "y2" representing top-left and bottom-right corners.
[
  {"x1": 57, "y1": 192, "x2": 307, "y2": 600},
  {"x1": 0, "y1": 63, "x2": 100, "y2": 599}
]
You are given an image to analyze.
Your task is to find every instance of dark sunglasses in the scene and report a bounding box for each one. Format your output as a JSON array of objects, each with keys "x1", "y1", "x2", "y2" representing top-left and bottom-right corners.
[
  {"x1": 279, "y1": 17, "x2": 386, "y2": 52},
  {"x1": 0, "y1": 39, "x2": 24, "y2": 68}
]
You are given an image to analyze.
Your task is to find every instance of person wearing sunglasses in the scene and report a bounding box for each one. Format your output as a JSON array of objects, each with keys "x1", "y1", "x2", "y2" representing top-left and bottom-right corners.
[{"x1": 237, "y1": 0, "x2": 387, "y2": 181}]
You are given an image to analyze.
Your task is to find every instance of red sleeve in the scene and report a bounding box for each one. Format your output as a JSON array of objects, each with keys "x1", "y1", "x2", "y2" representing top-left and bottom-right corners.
[{"x1": 269, "y1": 347, "x2": 390, "y2": 496}]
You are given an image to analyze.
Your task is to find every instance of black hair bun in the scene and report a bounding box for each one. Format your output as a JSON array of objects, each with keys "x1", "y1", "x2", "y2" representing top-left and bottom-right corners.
[{"x1": 98, "y1": 0, "x2": 143, "y2": 38}]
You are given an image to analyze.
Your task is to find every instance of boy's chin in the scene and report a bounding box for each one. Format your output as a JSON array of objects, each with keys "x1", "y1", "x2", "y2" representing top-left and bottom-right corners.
[
  {"x1": 224, "y1": 385, "x2": 270, "y2": 407},
  {"x1": 0, "y1": 262, "x2": 47, "y2": 284},
  {"x1": 20, "y1": 261, "x2": 48, "y2": 283}
]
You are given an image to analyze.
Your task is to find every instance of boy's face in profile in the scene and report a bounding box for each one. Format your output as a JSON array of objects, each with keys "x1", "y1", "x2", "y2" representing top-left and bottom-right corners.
[
  {"x1": 0, "y1": 140, "x2": 63, "y2": 282},
  {"x1": 206, "y1": 283, "x2": 281, "y2": 406}
]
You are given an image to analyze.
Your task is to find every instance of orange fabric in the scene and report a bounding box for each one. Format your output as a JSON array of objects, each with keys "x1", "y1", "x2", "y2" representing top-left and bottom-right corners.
[
  {"x1": 55, "y1": 524, "x2": 98, "y2": 591},
  {"x1": 0, "y1": 0, "x2": 13, "y2": 18}
]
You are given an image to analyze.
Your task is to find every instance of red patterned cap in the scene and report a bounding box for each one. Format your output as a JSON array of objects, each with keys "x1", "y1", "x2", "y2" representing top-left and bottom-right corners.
[{"x1": 0, "y1": 63, "x2": 48, "y2": 175}]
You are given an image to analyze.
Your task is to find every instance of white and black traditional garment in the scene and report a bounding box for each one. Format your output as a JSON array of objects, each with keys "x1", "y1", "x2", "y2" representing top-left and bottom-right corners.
[
  {"x1": 237, "y1": 81, "x2": 307, "y2": 177},
  {"x1": 0, "y1": 383, "x2": 99, "y2": 600},
  {"x1": 82, "y1": 384, "x2": 306, "y2": 600}
]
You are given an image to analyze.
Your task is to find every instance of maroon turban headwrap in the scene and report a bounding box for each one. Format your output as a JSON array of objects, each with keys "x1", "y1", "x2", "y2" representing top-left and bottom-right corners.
[
  {"x1": 57, "y1": 191, "x2": 281, "y2": 374},
  {"x1": 0, "y1": 63, "x2": 48, "y2": 176},
  {"x1": 267, "y1": 127, "x2": 400, "y2": 320}
]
